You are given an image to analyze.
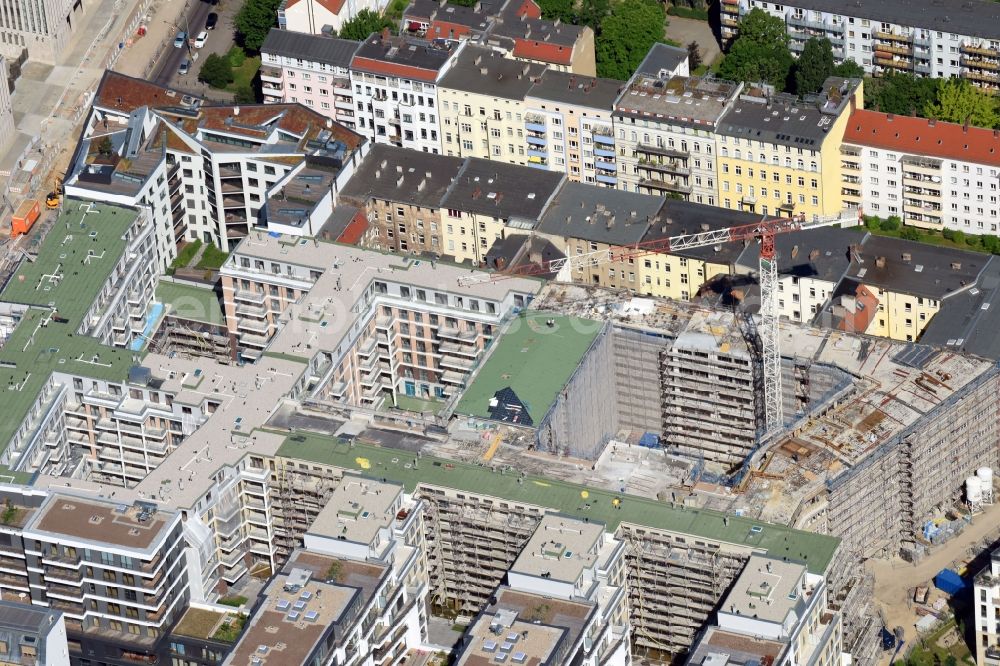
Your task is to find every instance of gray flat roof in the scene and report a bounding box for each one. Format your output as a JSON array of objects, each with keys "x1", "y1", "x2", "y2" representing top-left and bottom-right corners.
[
  {"x1": 441, "y1": 158, "x2": 563, "y2": 221},
  {"x1": 535, "y1": 181, "x2": 663, "y2": 246},
  {"x1": 266, "y1": 165, "x2": 338, "y2": 226},
  {"x1": 527, "y1": 70, "x2": 624, "y2": 109},
  {"x1": 718, "y1": 78, "x2": 859, "y2": 149},
  {"x1": 340, "y1": 145, "x2": 464, "y2": 208},
  {"x1": 780, "y1": 0, "x2": 1000, "y2": 41},
  {"x1": 0, "y1": 600, "x2": 61, "y2": 633},
  {"x1": 635, "y1": 43, "x2": 689, "y2": 77},
  {"x1": 614, "y1": 75, "x2": 742, "y2": 127},
  {"x1": 439, "y1": 46, "x2": 545, "y2": 99},
  {"x1": 261, "y1": 29, "x2": 360, "y2": 68},
  {"x1": 919, "y1": 256, "x2": 1000, "y2": 359},
  {"x1": 849, "y1": 234, "x2": 988, "y2": 299}
]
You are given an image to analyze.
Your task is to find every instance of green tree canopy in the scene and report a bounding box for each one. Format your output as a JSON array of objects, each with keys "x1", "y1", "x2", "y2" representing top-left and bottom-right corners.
[
  {"x1": 536, "y1": 0, "x2": 576, "y2": 23},
  {"x1": 198, "y1": 53, "x2": 235, "y2": 88},
  {"x1": 339, "y1": 9, "x2": 394, "y2": 40},
  {"x1": 595, "y1": 0, "x2": 664, "y2": 79},
  {"x1": 832, "y1": 59, "x2": 864, "y2": 78},
  {"x1": 924, "y1": 78, "x2": 1000, "y2": 129},
  {"x1": 578, "y1": 0, "x2": 610, "y2": 28},
  {"x1": 234, "y1": 0, "x2": 282, "y2": 52},
  {"x1": 687, "y1": 41, "x2": 703, "y2": 70},
  {"x1": 717, "y1": 9, "x2": 793, "y2": 90},
  {"x1": 863, "y1": 72, "x2": 941, "y2": 116},
  {"x1": 794, "y1": 37, "x2": 834, "y2": 95}
]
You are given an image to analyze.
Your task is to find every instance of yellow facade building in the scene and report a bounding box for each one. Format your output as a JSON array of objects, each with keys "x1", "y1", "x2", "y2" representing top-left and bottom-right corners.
[{"x1": 716, "y1": 77, "x2": 863, "y2": 221}]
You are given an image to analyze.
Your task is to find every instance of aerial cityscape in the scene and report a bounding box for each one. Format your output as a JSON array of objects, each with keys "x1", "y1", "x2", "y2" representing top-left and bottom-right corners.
[{"x1": 1, "y1": 0, "x2": 1000, "y2": 663}]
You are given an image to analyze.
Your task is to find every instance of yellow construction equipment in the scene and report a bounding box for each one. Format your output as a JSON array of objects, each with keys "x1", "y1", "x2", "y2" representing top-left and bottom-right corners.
[{"x1": 45, "y1": 192, "x2": 60, "y2": 210}]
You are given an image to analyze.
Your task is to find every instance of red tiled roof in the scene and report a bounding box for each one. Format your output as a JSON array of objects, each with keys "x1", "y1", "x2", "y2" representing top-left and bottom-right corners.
[
  {"x1": 282, "y1": 0, "x2": 346, "y2": 16},
  {"x1": 836, "y1": 284, "x2": 879, "y2": 333},
  {"x1": 427, "y1": 19, "x2": 475, "y2": 39},
  {"x1": 844, "y1": 109, "x2": 1000, "y2": 167},
  {"x1": 350, "y1": 56, "x2": 440, "y2": 81},
  {"x1": 515, "y1": 0, "x2": 542, "y2": 18},
  {"x1": 512, "y1": 38, "x2": 573, "y2": 65},
  {"x1": 338, "y1": 209, "x2": 370, "y2": 244}
]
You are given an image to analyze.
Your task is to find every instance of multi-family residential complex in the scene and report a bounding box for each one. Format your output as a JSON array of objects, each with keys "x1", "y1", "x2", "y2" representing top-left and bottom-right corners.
[
  {"x1": 350, "y1": 32, "x2": 460, "y2": 154},
  {"x1": 975, "y1": 548, "x2": 1000, "y2": 666},
  {"x1": 0, "y1": 599, "x2": 69, "y2": 665},
  {"x1": 438, "y1": 45, "x2": 547, "y2": 162},
  {"x1": 720, "y1": 0, "x2": 1000, "y2": 93},
  {"x1": 716, "y1": 77, "x2": 862, "y2": 220},
  {"x1": 687, "y1": 555, "x2": 844, "y2": 666},
  {"x1": 260, "y1": 30, "x2": 360, "y2": 129},
  {"x1": 840, "y1": 109, "x2": 1000, "y2": 234},
  {"x1": 613, "y1": 50, "x2": 741, "y2": 203},
  {"x1": 64, "y1": 72, "x2": 368, "y2": 267}
]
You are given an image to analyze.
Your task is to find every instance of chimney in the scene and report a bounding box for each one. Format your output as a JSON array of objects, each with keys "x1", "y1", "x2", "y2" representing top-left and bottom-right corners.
[
  {"x1": 233, "y1": 106, "x2": 240, "y2": 116},
  {"x1": 901, "y1": 252, "x2": 911, "y2": 262},
  {"x1": 928, "y1": 118, "x2": 936, "y2": 127},
  {"x1": 480, "y1": 67, "x2": 488, "y2": 75},
  {"x1": 381, "y1": 27, "x2": 391, "y2": 40},
  {"x1": 809, "y1": 249, "x2": 820, "y2": 261},
  {"x1": 474, "y1": 54, "x2": 482, "y2": 66},
  {"x1": 325, "y1": 118, "x2": 332, "y2": 128},
  {"x1": 951, "y1": 261, "x2": 962, "y2": 270},
  {"x1": 418, "y1": 178, "x2": 427, "y2": 191},
  {"x1": 887, "y1": 113, "x2": 893, "y2": 121},
  {"x1": 875, "y1": 256, "x2": 886, "y2": 268},
  {"x1": 964, "y1": 115, "x2": 970, "y2": 133},
  {"x1": 791, "y1": 244, "x2": 799, "y2": 259}
]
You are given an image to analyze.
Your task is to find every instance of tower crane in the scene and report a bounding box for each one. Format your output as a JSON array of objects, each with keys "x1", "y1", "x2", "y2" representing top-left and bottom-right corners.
[{"x1": 458, "y1": 210, "x2": 862, "y2": 435}]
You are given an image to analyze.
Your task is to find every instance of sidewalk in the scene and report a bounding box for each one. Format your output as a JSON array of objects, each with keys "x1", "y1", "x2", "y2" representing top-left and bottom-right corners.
[{"x1": 114, "y1": 0, "x2": 192, "y2": 79}]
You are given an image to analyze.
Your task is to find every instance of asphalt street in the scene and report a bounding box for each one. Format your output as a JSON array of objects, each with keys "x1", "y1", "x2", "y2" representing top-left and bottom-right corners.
[{"x1": 150, "y1": 0, "x2": 215, "y2": 86}]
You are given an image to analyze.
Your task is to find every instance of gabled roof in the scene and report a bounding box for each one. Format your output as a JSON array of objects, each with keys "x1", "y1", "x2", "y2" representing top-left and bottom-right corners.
[
  {"x1": 843, "y1": 109, "x2": 1000, "y2": 167},
  {"x1": 260, "y1": 29, "x2": 360, "y2": 68},
  {"x1": 282, "y1": 0, "x2": 346, "y2": 17}
]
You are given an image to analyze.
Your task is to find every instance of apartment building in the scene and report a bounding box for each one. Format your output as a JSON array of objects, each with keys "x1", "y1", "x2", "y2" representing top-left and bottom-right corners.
[
  {"x1": 974, "y1": 548, "x2": 1000, "y2": 666},
  {"x1": 277, "y1": 0, "x2": 388, "y2": 34},
  {"x1": 341, "y1": 144, "x2": 464, "y2": 254},
  {"x1": 403, "y1": 0, "x2": 596, "y2": 75},
  {"x1": 0, "y1": 56, "x2": 13, "y2": 157},
  {"x1": 614, "y1": 61, "x2": 741, "y2": 204},
  {"x1": 64, "y1": 72, "x2": 367, "y2": 267},
  {"x1": 716, "y1": 77, "x2": 862, "y2": 221},
  {"x1": 260, "y1": 29, "x2": 360, "y2": 129},
  {"x1": 438, "y1": 46, "x2": 546, "y2": 163},
  {"x1": 0, "y1": 600, "x2": 69, "y2": 665},
  {"x1": 524, "y1": 69, "x2": 623, "y2": 186},
  {"x1": 350, "y1": 32, "x2": 462, "y2": 154},
  {"x1": 687, "y1": 555, "x2": 844, "y2": 666},
  {"x1": 735, "y1": 226, "x2": 856, "y2": 323},
  {"x1": 827, "y1": 234, "x2": 987, "y2": 341},
  {"x1": 0, "y1": 488, "x2": 189, "y2": 666},
  {"x1": 0, "y1": 0, "x2": 82, "y2": 64},
  {"x1": 440, "y1": 157, "x2": 563, "y2": 263},
  {"x1": 720, "y1": 0, "x2": 1000, "y2": 92},
  {"x1": 219, "y1": 231, "x2": 539, "y2": 402},
  {"x1": 0, "y1": 201, "x2": 158, "y2": 479},
  {"x1": 840, "y1": 109, "x2": 1000, "y2": 235}
]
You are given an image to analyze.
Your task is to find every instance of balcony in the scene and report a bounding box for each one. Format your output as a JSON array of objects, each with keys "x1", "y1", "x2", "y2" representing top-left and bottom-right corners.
[
  {"x1": 875, "y1": 30, "x2": 911, "y2": 43},
  {"x1": 525, "y1": 114, "x2": 546, "y2": 133},
  {"x1": 260, "y1": 67, "x2": 282, "y2": 83},
  {"x1": 962, "y1": 56, "x2": 1000, "y2": 70},
  {"x1": 875, "y1": 56, "x2": 912, "y2": 71},
  {"x1": 638, "y1": 158, "x2": 690, "y2": 176},
  {"x1": 635, "y1": 143, "x2": 686, "y2": 160},
  {"x1": 964, "y1": 69, "x2": 1000, "y2": 84},
  {"x1": 234, "y1": 289, "x2": 266, "y2": 304},
  {"x1": 592, "y1": 129, "x2": 615, "y2": 145},
  {"x1": 875, "y1": 42, "x2": 912, "y2": 56},
  {"x1": 639, "y1": 176, "x2": 692, "y2": 195},
  {"x1": 963, "y1": 43, "x2": 1000, "y2": 57},
  {"x1": 595, "y1": 159, "x2": 617, "y2": 172}
]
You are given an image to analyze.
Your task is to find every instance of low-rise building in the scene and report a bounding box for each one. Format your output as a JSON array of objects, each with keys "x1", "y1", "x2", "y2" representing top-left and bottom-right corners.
[
  {"x1": 840, "y1": 109, "x2": 1000, "y2": 235},
  {"x1": 0, "y1": 600, "x2": 69, "y2": 666},
  {"x1": 277, "y1": 0, "x2": 388, "y2": 34}
]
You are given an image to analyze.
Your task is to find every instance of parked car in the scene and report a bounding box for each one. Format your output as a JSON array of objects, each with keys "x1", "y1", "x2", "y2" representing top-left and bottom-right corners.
[
  {"x1": 205, "y1": 13, "x2": 218, "y2": 29},
  {"x1": 173, "y1": 31, "x2": 187, "y2": 48},
  {"x1": 194, "y1": 31, "x2": 208, "y2": 48},
  {"x1": 178, "y1": 59, "x2": 190, "y2": 75}
]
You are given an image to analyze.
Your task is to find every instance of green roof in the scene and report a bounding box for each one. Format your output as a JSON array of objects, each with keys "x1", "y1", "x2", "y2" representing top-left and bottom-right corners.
[
  {"x1": 0, "y1": 200, "x2": 143, "y2": 453},
  {"x1": 456, "y1": 312, "x2": 601, "y2": 424},
  {"x1": 275, "y1": 433, "x2": 840, "y2": 574},
  {"x1": 156, "y1": 281, "x2": 225, "y2": 325}
]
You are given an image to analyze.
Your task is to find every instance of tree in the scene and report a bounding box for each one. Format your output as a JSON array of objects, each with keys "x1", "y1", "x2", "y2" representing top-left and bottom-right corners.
[
  {"x1": 687, "y1": 41, "x2": 703, "y2": 71},
  {"x1": 924, "y1": 78, "x2": 1000, "y2": 129},
  {"x1": 199, "y1": 53, "x2": 235, "y2": 88},
  {"x1": 595, "y1": 0, "x2": 664, "y2": 80},
  {"x1": 96, "y1": 136, "x2": 113, "y2": 156},
  {"x1": 864, "y1": 72, "x2": 941, "y2": 116},
  {"x1": 899, "y1": 227, "x2": 921, "y2": 241},
  {"x1": 716, "y1": 9, "x2": 793, "y2": 90},
  {"x1": 881, "y1": 215, "x2": 902, "y2": 232},
  {"x1": 234, "y1": 0, "x2": 282, "y2": 52},
  {"x1": 832, "y1": 59, "x2": 864, "y2": 78},
  {"x1": 794, "y1": 37, "x2": 834, "y2": 95},
  {"x1": 234, "y1": 85, "x2": 257, "y2": 104},
  {"x1": 339, "y1": 9, "x2": 394, "y2": 40},
  {"x1": 578, "y1": 0, "x2": 610, "y2": 29},
  {"x1": 537, "y1": 0, "x2": 576, "y2": 23}
]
